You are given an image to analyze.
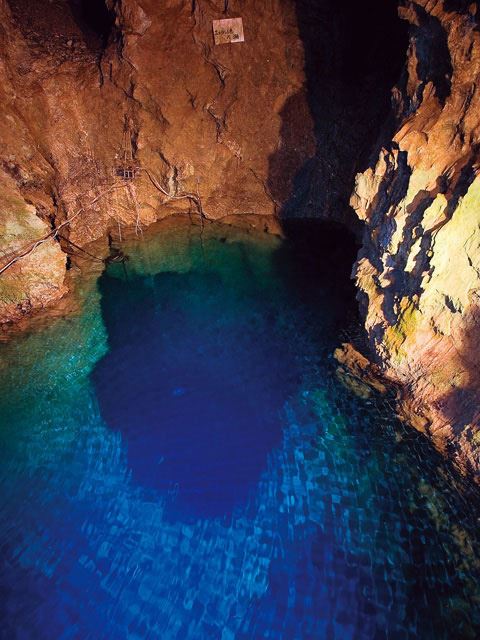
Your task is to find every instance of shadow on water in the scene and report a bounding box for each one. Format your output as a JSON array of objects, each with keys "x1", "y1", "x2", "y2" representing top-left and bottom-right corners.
[
  {"x1": 272, "y1": 219, "x2": 358, "y2": 314},
  {"x1": 91, "y1": 223, "x2": 360, "y2": 522},
  {"x1": 91, "y1": 241, "x2": 304, "y2": 520}
]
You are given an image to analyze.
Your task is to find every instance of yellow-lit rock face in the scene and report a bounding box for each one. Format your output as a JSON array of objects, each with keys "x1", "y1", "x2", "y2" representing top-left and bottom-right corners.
[
  {"x1": 351, "y1": 0, "x2": 480, "y2": 479},
  {"x1": 419, "y1": 179, "x2": 480, "y2": 337},
  {"x1": 0, "y1": 175, "x2": 67, "y2": 323}
]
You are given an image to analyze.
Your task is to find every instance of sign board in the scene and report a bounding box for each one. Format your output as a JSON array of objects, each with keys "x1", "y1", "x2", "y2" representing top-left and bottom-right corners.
[{"x1": 212, "y1": 18, "x2": 244, "y2": 45}]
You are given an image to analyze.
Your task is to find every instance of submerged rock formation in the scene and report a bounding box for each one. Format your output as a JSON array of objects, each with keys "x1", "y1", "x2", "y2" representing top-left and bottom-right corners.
[{"x1": 351, "y1": 0, "x2": 480, "y2": 479}]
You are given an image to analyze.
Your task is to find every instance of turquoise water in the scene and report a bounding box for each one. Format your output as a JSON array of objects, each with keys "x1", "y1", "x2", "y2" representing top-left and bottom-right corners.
[{"x1": 1, "y1": 221, "x2": 479, "y2": 639}]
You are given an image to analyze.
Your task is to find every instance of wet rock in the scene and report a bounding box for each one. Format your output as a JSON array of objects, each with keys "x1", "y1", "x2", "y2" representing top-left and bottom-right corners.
[
  {"x1": 0, "y1": 173, "x2": 67, "y2": 324},
  {"x1": 334, "y1": 342, "x2": 388, "y2": 398}
]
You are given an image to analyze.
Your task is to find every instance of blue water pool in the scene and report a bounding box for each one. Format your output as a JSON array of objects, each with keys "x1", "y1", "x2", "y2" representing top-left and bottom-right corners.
[{"x1": 1, "y1": 220, "x2": 479, "y2": 639}]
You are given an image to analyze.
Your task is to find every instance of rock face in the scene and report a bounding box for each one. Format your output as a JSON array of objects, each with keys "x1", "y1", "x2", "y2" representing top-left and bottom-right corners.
[
  {"x1": 102, "y1": 0, "x2": 315, "y2": 226},
  {"x1": 271, "y1": 0, "x2": 406, "y2": 225},
  {"x1": 0, "y1": 174, "x2": 68, "y2": 323},
  {"x1": 351, "y1": 0, "x2": 480, "y2": 479}
]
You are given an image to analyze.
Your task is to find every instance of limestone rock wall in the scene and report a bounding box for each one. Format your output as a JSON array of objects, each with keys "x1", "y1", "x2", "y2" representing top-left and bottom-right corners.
[
  {"x1": 105, "y1": 0, "x2": 314, "y2": 222},
  {"x1": 351, "y1": 0, "x2": 480, "y2": 478}
]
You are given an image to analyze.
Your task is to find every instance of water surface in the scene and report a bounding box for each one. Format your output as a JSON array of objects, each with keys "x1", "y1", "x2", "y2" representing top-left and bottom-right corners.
[{"x1": 1, "y1": 220, "x2": 479, "y2": 639}]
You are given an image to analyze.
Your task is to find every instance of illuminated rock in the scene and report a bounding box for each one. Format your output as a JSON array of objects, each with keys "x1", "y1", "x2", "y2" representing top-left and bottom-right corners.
[{"x1": 351, "y1": 0, "x2": 480, "y2": 478}]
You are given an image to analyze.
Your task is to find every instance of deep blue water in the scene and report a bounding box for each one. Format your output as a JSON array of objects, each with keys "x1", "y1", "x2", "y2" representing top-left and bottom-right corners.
[
  {"x1": 93, "y1": 269, "x2": 299, "y2": 519},
  {"x1": 1, "y1": 221, "x2": 480, "y2": 639}
]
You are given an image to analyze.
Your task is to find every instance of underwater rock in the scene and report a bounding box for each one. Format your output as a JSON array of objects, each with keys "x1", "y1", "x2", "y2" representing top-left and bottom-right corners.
[{"x1": 334, "y1": 342, "x2": 388, "y2": 398}]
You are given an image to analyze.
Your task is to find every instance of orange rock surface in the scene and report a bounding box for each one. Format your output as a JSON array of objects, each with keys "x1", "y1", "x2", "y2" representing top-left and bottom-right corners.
[{"x1": 351, "y1": 0, "x2": 480, "y2": 479}]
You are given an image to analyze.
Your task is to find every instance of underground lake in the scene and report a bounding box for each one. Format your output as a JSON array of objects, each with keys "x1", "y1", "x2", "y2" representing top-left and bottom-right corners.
[{"x1": 1, "y1": 219, "x2": 480, "y2": 639}]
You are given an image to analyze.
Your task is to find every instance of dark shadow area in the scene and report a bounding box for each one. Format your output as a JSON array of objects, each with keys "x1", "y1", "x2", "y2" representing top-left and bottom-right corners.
[
  {"x1": 268, "y1": 0, "x2": 408, "y2": 227},
  {"x1": 69, "y1": 0, "x2": 114, "y2": 46},
  {"x1": 91, "y1": 264, "x2": 300, "y2": 520},
  {"x1": 91, "y1": 223, "x2": 362, "y2": 521},
  {"x1": 408, "y1": 4, "x2": 453, "y2": 106},
  {"x1": 272, "y1": 219, "x2": 359, "y2": 333},
  {"x1": 7, "y1": 0, "x2": 114, "y2": 52}
]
